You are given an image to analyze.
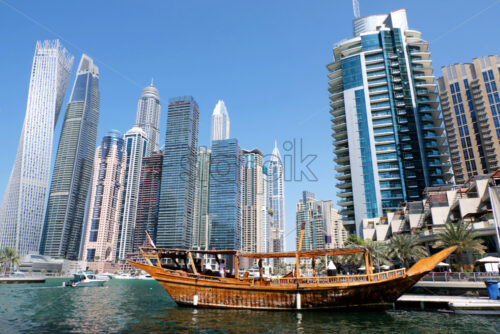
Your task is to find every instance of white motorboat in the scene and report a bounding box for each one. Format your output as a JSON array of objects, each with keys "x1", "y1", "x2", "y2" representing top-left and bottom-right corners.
[
  {"x1": 63, "y1": 272, "x2": 107, "y2": 287},
  {"x1": 113, "y1": 273, "x2": 135, "y2": 280}
]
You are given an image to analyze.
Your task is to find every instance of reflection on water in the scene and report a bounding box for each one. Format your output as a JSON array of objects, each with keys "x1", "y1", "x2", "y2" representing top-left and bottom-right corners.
[{"x1": 0, "y1": 279, "x2": 499, "y2": 333}]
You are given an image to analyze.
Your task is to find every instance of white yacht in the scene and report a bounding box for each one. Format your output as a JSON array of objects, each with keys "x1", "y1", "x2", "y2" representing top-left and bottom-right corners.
[{"x1": 63, "y1": 272, "x2": 107, "y2": 287}]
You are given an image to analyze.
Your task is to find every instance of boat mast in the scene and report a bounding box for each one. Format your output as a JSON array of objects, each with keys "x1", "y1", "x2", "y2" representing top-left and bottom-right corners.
[{"x1": 295, "y1": 223, "x2": 305, "y2": 278}]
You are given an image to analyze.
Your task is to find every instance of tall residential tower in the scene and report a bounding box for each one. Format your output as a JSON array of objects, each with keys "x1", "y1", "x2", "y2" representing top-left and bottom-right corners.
[
  {"x1": 241, "y1": 149, "x2": 268, "y2": 253},
  {"x1": 157, "y1": 96, "x2": 199, "y2": 249},
  {"x1": 438, "y1": 56, "x2": 500, "y2": 183},
  {"x1": 267, "y1": 142, "x2": 286, "y2": 252},
  {"x1": 40, "y1": 55, "x2": 99, "y2": 260},
  {"x1": 82, "y1": 131, "x2": 126, "y2": 262},
  {"x1": 192, "y1": 146, "x2": 211, "y2": 249},
  {"x1": 0, "y1": 40, "x2": 73, "y2": 255},
  {"x1": 208, "y1": 139, "x2": 241, "y2": 250},
  {"x1": 328, "y1": 9, "x2": 452, "y2": 235},
  {"x1": 136, "y1": 82, "x2": 161, "y2": 157},
  {"x1": 117, "y1": 127, "x2": 148, "y2": 259},
  {"x1": 210, "y1": 100, "x2": 230, "y2": 142}
]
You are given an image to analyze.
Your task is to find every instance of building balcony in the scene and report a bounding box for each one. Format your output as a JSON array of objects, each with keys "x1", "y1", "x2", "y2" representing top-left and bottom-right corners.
[
  {"x1": 336, "y1": 172, "x2": 351, "y2": 181},
  {"x1": 337, "y1": 191, "x2": 353, "y2": 198},
  {"x1": 337, "y1": 181, "x2": 353, "y2": 189},
  {"x1": 335, "y1": 164, "x2": 350, "y2": 173}
]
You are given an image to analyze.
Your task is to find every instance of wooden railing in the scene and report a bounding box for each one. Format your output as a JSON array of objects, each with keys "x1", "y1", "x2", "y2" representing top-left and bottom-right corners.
[
  {"x1": 268, "y1": 268, "x2": 406, "y2": 286},
  {"x1": 156, "y1": 266, "x2": 406, "y2": 286}
]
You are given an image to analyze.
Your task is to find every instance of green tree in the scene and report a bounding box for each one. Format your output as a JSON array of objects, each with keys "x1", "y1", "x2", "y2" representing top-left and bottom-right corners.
[
  {"x1": 344, "y1": 234, "x2": 365, "y2": 246},
  {"x1": 434, "y1": 221, "x2": 486, "y2": 272},
  {"x1": 1, "y1": 248, "x2": 21, "y2": 274},
  {"x1": 0, "y1": 248, "x2": 7, "y2": 275},
  {"x1": 364, "y1": 240, "x2": 392, "y2": 271},
  {"x1": 388, "y1": 234, "x2": 428, "y2": 269}
]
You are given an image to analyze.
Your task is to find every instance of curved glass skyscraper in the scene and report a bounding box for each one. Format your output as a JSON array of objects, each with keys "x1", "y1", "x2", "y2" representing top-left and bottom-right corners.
[
  {"x1": 0, "y1": 40, "x2": 73, "y2": 256},
  {"x1": 40, "y1": 55, "x2": 99, "y2": 260},
  {"x1": 328, "y1": 9, "x2": 452, "y2": 235}
]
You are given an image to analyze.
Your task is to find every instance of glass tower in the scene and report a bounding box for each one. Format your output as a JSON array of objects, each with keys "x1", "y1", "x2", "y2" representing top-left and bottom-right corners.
[
  {"x1": 134, "y1": 151, "x2": 163, "y2": 252},
  {"x1": 157, "y1": 96, "x2": 199, "y2": 249},
  {"x1": 117, "y1": 126, "x2": 148, "y2": 259},
  {"x1": 208, "y1": 139, "x2": 241, "y2": 250},
  {"x1": 0, "y1": 40, "x2": 73, "y2": 256},
  {"x1": 328, "y1": 9, "x2": 452, "y2": 235},
  {"x1": 267, "y1": 141, "x2": 286, "y2": 252},
  {"x1": 40, "y1": 55, "x2": 99, "y2": 260},
  {"x1": 135, "y1": 82, "x2": 161, "y2": 157},
  {"x1": 192, "y1": 146, "x2": 211, "y2": 249}
]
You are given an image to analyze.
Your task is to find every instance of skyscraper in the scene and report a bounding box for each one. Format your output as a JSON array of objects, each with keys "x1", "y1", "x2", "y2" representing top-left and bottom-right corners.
[
  {"x1": 40, "y1": 55, "x2": 99, "y2": 260},
  {"x1": 241, "y1": 149, "x2": 268, "y2": 253},
  {"x1": 210, "y1": 100, "x2": 230, "y2": 142},
  {"x1": 134, "y1": 151, "x2": 163, "y2": 252},
  {"x1": 82, "y1": 131, "x2": 126, "y2": 262},
  {"x1": 295, "y1": 192, "x2": 326, "y2": 251},
  {"x1": 157, "y1": 96, "x2": 199, "y2": 249},
  {"x1": 267, "y1": 141, "x2": 286, "y2": 252},
  {"x1": 328, "y1": 9, "x2": 452, "y2": 235},
  {"x1": 208, "y1": 139, "x2": 241, "y2": 250},
  {"x1": 438, "y1": 56, "x2": 500, "y2": 183},
  {"x1": 136, "y1": 82, "x2": 161, "y2": 157},
  {"x1": 192, "y1": 146, "x2": 211, "y2": 249},
  {"x1": 0, "y1": 40, "x2": 73, "y2": 256},
  {"x1": 117, "y1": 126, "x2": 148, "y2": 259}
]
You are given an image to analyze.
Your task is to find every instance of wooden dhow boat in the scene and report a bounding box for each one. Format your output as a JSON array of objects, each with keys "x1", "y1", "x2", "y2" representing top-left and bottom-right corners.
[{"x1": 129, "y1": 231, "x2": 456, "y2": 310}]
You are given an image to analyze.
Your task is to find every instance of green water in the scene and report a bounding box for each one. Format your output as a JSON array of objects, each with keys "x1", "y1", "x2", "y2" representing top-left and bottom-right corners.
[{"x1": 0, "y1": 279, "x2": 499, "y2": 333}]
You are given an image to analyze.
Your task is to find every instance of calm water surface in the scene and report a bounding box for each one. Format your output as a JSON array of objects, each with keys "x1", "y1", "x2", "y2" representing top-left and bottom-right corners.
[{"x1": 0, "y1": 279, "x2": 499, "y2": 333}]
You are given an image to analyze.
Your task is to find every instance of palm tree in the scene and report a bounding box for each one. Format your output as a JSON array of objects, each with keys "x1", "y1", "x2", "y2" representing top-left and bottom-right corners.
[
  {"x1": 388, "y1": 234, "x2": 429, "y2": 269},
  {"x1": 3, "y1": 248, "x2": 21, "y2": 274},
  {"x1": 434, "y1": 221, "x2": 486, "y2": 272},
  {"x1": 364, "y1": 240, "x2": 391, "y2": 271},
  {"x1": 0, "y1": 248, "x2": 7, "y2": 276}
]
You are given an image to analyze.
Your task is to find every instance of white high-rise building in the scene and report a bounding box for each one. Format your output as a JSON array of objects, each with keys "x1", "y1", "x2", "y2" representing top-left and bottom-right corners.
[
  {"x1": 241, "y1": 149, "x2": 269, "y2": 253},
  {"x1": 135, "y1": 81, "x2": 161, "y2": 157},
  {"x1": 210, "y1": 100, "x2": 230, "y2": 142},
  {"x1": 267, "y1": 141, "x2": 286, "y2": 252},
  {"x1": 117, "y1": 126, "x2": 148, "y2": 259},
  {"x1": 0, "y1": 40, "x2": 73, "y2": 256}
]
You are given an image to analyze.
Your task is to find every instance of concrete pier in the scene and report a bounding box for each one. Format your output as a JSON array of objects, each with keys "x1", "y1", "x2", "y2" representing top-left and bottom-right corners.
[
  {"x1": 396, "y1": 294, "x2": 500, "y2": 314},
  {"x1": 0, "y1": 277, "x2": 46, "y2": 284}
]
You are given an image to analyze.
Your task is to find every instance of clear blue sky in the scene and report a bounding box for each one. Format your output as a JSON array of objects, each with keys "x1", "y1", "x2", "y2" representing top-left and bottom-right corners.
[{"x1": 0, "y1": 1, "x2": 499, "y2": 250}]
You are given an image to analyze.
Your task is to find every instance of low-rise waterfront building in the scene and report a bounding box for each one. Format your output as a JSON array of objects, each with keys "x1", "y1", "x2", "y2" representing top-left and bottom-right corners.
[{"x1": 362, "y1": 172, "x2": 500, "y2": 256}]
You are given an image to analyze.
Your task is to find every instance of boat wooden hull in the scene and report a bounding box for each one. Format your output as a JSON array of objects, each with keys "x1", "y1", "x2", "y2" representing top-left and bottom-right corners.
[{"x1": 129, "y1": 247, "x2": 456, "y2": 310}]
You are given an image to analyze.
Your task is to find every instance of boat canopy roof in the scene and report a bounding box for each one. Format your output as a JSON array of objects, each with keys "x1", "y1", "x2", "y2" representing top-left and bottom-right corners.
[{"x1": 139, "y1": 247, "x2": 368, "y2": 258}]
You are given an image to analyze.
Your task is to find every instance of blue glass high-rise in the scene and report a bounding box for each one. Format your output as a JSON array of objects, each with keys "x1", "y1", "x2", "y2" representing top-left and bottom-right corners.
[
  {"x1": 157, "y1": 96, "x2": 199, "y2": 249},
  {"x1": 208, "y1": 139, "x2": 241, "y2": 250}
]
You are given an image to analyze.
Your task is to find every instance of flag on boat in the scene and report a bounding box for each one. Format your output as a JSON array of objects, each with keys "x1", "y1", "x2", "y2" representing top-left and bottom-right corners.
[{"x1": 145, "y1": 229, "x2": 156, "y2": 248}]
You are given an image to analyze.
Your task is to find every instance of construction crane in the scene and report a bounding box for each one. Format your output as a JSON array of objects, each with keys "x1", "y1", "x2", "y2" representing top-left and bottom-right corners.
[{"x1": 352, "y1": 0, "x2": 360, "y2": 19}]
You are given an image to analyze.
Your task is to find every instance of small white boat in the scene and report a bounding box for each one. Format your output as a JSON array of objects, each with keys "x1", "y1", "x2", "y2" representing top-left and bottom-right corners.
[
  {"x1": 63, "y1": 272, "x2": 107, "y2": 287},
  {"x1": 113, "y1": 273, "x2": 135, "y2": 280},
  {"x1": 137, "y1": 273, "x2": 154, "y2": 280}
]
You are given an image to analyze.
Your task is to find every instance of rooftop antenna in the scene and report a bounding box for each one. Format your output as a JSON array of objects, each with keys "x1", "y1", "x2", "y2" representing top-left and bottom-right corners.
[
  {"x1": 352, "y1": 0, "x2": 360, "y2": 19},
  {"x1": 150, "y1": 77, "x2": 154, "y2": 86}
]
